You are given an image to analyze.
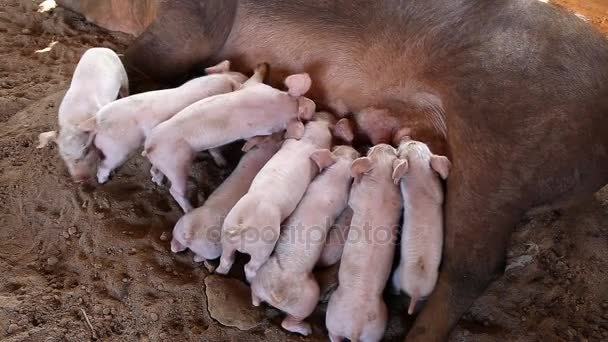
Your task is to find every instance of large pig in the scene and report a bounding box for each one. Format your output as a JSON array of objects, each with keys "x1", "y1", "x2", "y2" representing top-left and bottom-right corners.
[
  {"x1": 142, "y1": 69, "x2": 316, "y2": 212},
  {"x1": 170, "y1": 133, "x2": 283, "y2": 264},
  {"x1": 37, "y1": 47, "x2": 128, "y2": 182},
  {"x1": 316, "y1": 207, "x2": 353, "y2": 268},
  {"x1": 116, "y1": 1, "x2": 608, "y2": 339},
  {"x1": 390, "y1": 138, "x2": 451, "y2": 315},
  {"x1": 250, "y1": 145, "x2": 359, "y2": 336},
  {"x1": 76, "y1": 60, "x2": 247, "y2": 184},
  {"x1": 326, "y1": 144, "x2": 403, "y2": 342},
  {"x1": 216, "y1": 112, "x2": 335, "y2": 281}
]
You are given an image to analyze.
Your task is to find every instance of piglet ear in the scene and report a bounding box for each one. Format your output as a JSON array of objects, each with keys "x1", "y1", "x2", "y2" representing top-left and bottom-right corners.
[
  {"x1": 333, "y1": 118, "x2": 354, "y2": 144},
  {"x1": 351, "y1": 157, "x2": 373, "y2": 179},
  {"x1": 297, "y1": 97, "x2": 316, "y2": 121},
  {"x1": 37, "y1": 130, "x2": 57, "y2": 148},
  {"x1": 430, "y1": 155, "x2": 451, "y2": 180},
  {"x1": 205, "y1": 60, "x2": 230, "y2": 74},
  {"x1": 392, "y1": 158, "x2": 409, "y2": 185},
  {"x1": 78, "y1": 117, "x2": 98, "y2": 133},
  {"x1": 285, "y1": 73, "x2": 312, "y2": 97},
  {"x1": 310, "y1": 149, "x2": 336, "y2": 172}
]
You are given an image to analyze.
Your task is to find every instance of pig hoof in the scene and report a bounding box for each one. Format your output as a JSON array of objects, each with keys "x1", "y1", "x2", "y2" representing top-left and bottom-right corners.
[
  {"x1": 151, "y1": 175, "x2": 164, "y2": 186},
  {"x1": 251, "y1": 293, "x2": 261, "y2": 307},
  {"x1": 97, "y1": 173, "x2": 110, "y2": 184},
  {"x1": 281, "y1": 317, "x2": 312, "y2": 336},
  {"x1": 215, "y1": 265, "x2": 229, "y2": 275},
  {"x1": 203, "y1": 261, "x2": 216, "y2": 273}
]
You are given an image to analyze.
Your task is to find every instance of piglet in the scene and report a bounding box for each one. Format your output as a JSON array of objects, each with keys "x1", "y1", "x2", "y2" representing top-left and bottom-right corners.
[
  {"x1": 326, "y1": 144, "x2": 403, "y2": 342},
  {"x1": 316, "y1": 207, "x2": 353, "y2": 268},
  {"x1": 390, "y1": 138, "x2": 451, "y2": 315},
  {"x1": 170, "y1": 133, "x2": 283, "y2": 265},
  {"x1": 216, "y1": 112, "x2": 335, "y2": 281},
  {"x1": 77, "y1": 60, "x2": 247, "y2": 184},
  {"x1": 250, "y1": 145, "x2": 359, "y2": 336},
  {"x1": 37, "y1": 47, "x2": 128, "y2": 182},
  {"x1": 142, "y1": 67, "x2": 316, "y2": 212}
]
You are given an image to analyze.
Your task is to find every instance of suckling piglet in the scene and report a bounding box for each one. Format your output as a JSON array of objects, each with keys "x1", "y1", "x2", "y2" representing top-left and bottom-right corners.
[
  {"x1": 326, "y1": 144, "x2": 403, "y2": 342},
  {"x1": 250, "y1": 145, "x2": 359, "y2": 336},
  {"x1": 216, "y1": 112, "x2": 335, "y2": 281},
  {"x1": 77, "y1": 60, "x2": 247, "y2": 183},
  {"x1": 37, "y1": 47, "x2": 129, "y2": 182},
  {"x1": 170, "y1": 133, "x2": 283, "y2": 264},
  {"x1": 390, "y1": 138, "x2": 451, "y2": 315},
  {"x1": 142, "y1": 66, "x2": 316, "y2": 212}
]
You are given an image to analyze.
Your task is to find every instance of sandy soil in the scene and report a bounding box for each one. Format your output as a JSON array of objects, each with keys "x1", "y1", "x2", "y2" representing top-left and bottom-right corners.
[{"x1": 0, "y1": 1, "x2": 607, "y2": 341}]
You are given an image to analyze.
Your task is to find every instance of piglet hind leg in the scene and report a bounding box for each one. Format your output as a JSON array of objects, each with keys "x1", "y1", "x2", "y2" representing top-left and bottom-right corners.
[
  {"x1": 241, "y1": 63, "x2": 268, "y2": 88},
  {"x1": 216, "y1": 247, "x2": 237, "y2": 275},
  {"x1": 404, "y1": 170, "x2": 521, "y2": 342}
]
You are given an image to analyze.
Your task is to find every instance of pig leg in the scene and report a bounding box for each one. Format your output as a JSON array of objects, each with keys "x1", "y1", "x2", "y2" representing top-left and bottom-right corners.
[
  {"x1": 150, "y1": 166, "x2": 164, "y2": 186},
  {"x1": 241, "y1": 63, "x2": 268, "y2": 88},
  {"x1": 405, "y1": 171, "x2": 522, "y2": 342},
  {"x1": 216, "y1": 246, "x2": 237, "y2": 275},
  {"x1": 149, "y1": 146, "x2": 194, "y2": 212},
  {"x1": 208, "y1": 148, "x2": 227, "y2": 167},
  {"x1": 281, "y1": 315, "x2": 312, "y2": 336},
  {"x1": 251, "y1": 292, "x2": 262, "y2": 307}
]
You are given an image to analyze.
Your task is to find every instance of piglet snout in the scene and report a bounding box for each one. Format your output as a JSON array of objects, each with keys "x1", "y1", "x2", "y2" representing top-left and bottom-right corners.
[{"x1": 171, "y1": 239, "x2": 187, "y2": 253}]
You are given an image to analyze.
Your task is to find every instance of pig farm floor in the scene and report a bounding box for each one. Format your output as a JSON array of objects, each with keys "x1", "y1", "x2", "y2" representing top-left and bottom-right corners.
[{"x1": 0, "y1": 1, "x2": 607, "y2": 341}]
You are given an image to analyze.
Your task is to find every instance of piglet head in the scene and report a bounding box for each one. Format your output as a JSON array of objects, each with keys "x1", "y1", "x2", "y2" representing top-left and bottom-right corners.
[{"x1": 55, "y1": 126, "x2": 99, "y2": 183}]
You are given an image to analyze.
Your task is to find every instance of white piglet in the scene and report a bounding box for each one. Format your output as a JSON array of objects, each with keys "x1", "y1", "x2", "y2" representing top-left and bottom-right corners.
[
  {"x1": 142, "y1": 66, "x2": 316, "y2": 212},
  {"x1": 391, "y1": 138, "x2": 451, "y2": 314},
  {"x1": 77, "y1": 60, "x2": 247, "y2": 183},
  {"x1": 216, "y1": 112, "x2": 335, "y2": 281},
  {"x1": 38, "y1": 47, "x2": 128, "y2": 182},
  {"x1": 326, "y1": 144, "x2": 404, "y2": 342},
  {"x1": 250, "y1": 145, "x2": 359, "y2": 336},
  {"x1": 170, "y1": 133, "x2": 283, "y2": 265}
]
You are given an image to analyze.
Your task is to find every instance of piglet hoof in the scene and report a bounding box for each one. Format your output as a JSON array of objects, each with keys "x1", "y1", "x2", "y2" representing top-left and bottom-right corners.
[
  {"x1": 251, "y1": 293, "x2": 262, "y2": 307},
  {"x1": 96, "y1": 171, "x2": 110, "y2": 184},
  {"x1": 150, "y1": 166, "x2": 164, "y2": 186},
  {"x1": 281, "y1": 316, "x2": 312, "y2": 336}
]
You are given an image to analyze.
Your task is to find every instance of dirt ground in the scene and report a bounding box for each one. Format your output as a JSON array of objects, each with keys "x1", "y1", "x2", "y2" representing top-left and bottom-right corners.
[{"x1": 0, "y1": 1, "x2": 607, "y2": 341}]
